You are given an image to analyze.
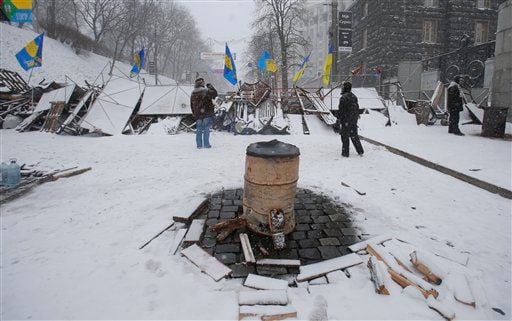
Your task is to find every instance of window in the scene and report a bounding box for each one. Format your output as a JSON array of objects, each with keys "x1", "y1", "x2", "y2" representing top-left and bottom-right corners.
[
  {"x1": 475, "y1": 21, "x2": 489, "y2": 44},
  {"x1": 476, "y1": 0, "x2": 491, "y2": 9},
  {"x1": 424, "y1": 0, "x2": 439, "y2": 8},
  {"x1": 362, "y1": 28, "x2": 368, "y2": 49},
  {"x1": 423, "y1": 20, "x2": 438, "y2": 43},
  {"x1": 362, "y1": 0, "x2": 368, "y2": 18}
]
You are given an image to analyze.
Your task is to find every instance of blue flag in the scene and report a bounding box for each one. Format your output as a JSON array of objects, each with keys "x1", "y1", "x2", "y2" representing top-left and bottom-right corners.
[
  {"x1": 15, "y1": 33, "x2": 44, "y2": 71},
  {"x1": 223, "y1": 44, "x2": 237, "y2": 85},
  {"x1": 130, "y1": 48, "x2": 145, "y2": 78},
  {"x1": 258, "y1": 50, "x2": 277, "y2": 72},
  {"x1": 293, "y1": 53, "x2": 310, "y2": 82}
]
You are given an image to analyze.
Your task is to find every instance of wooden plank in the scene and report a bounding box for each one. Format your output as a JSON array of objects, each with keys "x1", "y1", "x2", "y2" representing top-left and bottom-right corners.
[
  {"x1": 169, "y1": 228, "x2": 187, "y2": 255},
  {"x1": 410, "y1": 251, "x2": 443, "y2": 285},
  {"x1": 180, "y1": 244, "x2": 231, "y2": 281},
  {"x1": 238, "y1": 290, "x2": 288, "y2": 306},
  {"x1": 173, "y1": 198, "x2": 210, "y2": 223},
  {"x1": 388, "y1": 269, "x2": 430, "y2": 298},
  {"x1": 239, "y1": 305, "x2": 297, "y2": 321},
  {"x1": 240, "y1": 233, "x2": 256, "y2": 263},
  {"x1": 348, "y1": 235, "x2": 392, "y2": 252},
  {"x1": 367, "y1": 256, "x2": 390, "y2": 295},
  {"x1": 244, "y1": 274, "x2": 288, "y2": 290},
  {"x1": 183, "y1": 219, "x2": 205, "y2": 243},
  {"x1": 427, "y1": 296, "x2": 456, "y2": 320},
  {"x1": 256, "y1": 259, "x2": 301, "y2": 267},
  {"x1": 296, "y1": 253, "x2": 363, "y2": 282},
  {"x1": 52, "y1": 167, "x2": 92, "y2": 180}
]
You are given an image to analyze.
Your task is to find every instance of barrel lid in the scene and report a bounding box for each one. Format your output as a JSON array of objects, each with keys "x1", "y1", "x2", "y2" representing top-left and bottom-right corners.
[{"x1": 246, "y1": 140, "x2": 300, "y2": 158}]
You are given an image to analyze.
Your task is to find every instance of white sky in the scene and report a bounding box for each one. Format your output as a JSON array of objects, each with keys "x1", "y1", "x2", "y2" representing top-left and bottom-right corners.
[{"x1": 178, "y1": 0, "x2": 256, "y2": 73}]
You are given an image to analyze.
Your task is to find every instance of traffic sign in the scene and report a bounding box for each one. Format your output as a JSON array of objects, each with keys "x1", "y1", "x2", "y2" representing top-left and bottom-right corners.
[{"x1": 200, "y1": 52, "x2": 225, "y2": 60}]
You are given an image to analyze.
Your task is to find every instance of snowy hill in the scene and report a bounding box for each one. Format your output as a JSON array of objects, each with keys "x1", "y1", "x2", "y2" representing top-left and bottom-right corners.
[{"x1": 0, "y1": 23, "x2": 174, "y2": 86}]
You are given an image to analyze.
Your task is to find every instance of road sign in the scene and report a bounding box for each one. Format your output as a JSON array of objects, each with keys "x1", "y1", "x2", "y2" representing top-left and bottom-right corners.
[
  {"x1": 200, "y1": 52, "x2": 225, "y2": 60},
  {"x1": 339, "y1": 29, "x2": 352, "y2": 52},
  {"x1": 339, "y1": 11, "x2": 352, "y2": 29},
  {"x1": 148, "y1": 61, "x2": 156, "y2": 75}
]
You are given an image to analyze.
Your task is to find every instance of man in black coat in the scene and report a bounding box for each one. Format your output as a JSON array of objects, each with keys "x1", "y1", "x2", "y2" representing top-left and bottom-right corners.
[
  {"x1": 190, "y1": 78, "x2": 218, "y2": 148},
  {"x1": 337, "y1": 82, "x2": 364, "y2": 157},
  {"x1": 447, "y1": 75, "x2": 465, "y2": 136}
]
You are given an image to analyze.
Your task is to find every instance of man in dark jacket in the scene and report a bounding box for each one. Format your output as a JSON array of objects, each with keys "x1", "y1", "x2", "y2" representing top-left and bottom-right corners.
[
  {"x1": 447, "y1": 75, "x2": 465, "y2": 136},
  {"x1": 338, "y1": 82, "x2": 364, "y2": 157},
  {"x1": 190, "y1": 78, "x2": 218, "y2": 148}
]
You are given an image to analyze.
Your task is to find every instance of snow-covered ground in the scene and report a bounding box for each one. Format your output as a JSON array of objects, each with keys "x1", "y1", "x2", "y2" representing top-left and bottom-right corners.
[
  {"x1": 1, "y1": 125, "x2": 511, "y2": 319},
  {"x1": 0, "y1": 23, "x2": 174, "y2": 86}
]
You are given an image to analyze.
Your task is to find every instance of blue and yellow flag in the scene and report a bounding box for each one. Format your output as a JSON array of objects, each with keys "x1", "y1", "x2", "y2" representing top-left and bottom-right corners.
[
  {"x1": 15, "y1": 32, "x2": 44, "y2": 71},
  {"x1": 322, "y1": 43, "x2": 333, "y2": 86},
  {"x1": 130, "y1": 48, "x2": 145, "y2": 78},
  {"x1": 2, "y1": 0, "x2": 32, "y2": 22},
  {"x1": 258, "y1": 50, "x2": 277, "y2": 73},
  {"x1": 292, "y1": 53, "x2": 310, "y2": 83},
  {"x1": 223, "y1": 44, "x2": 237, "y2": 85}
]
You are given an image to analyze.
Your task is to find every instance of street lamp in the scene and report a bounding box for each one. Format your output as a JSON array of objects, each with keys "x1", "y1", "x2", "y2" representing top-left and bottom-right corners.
[{"x1": 323, "y1": 0, "x2": 338, "y2": 84}]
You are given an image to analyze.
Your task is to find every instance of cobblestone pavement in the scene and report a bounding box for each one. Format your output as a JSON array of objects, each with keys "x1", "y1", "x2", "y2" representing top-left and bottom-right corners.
[{"x1": 197, "y1": 188, "x2": 366, "y2": 278}]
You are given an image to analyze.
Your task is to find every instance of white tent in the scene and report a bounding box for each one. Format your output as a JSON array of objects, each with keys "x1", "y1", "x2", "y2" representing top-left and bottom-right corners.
[
  {"x1": 137, "y1": 85, "x2": 193, "y2": 116},
  {"x1": 80, "y1": 75, "x2": 144, "y2": 135},
  {"x1": 33, "y1": 84, "x2": 76, "y2": 112}
]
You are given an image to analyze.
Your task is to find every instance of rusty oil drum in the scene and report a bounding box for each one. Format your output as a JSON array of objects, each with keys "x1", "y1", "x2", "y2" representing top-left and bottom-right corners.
[{"x1": 243, "y1": 140, "x2": 300, "y2": 236}]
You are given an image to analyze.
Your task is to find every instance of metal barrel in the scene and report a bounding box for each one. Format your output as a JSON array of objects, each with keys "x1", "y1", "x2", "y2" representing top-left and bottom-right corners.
[{"x1": 243, "y1": 140, "x2": 300, "y2": 236}]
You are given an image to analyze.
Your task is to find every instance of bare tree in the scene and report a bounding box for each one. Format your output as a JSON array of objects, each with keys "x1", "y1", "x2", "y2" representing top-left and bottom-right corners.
[
  {"x1": 74, "y1": 0, "x2": 124, "y2": 45},
  {"x1": 253, "y1": 0, "x2": 309, "y2": 88}
]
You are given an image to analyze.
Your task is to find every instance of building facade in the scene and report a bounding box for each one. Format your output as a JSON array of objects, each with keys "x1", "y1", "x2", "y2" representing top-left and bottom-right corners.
[{"x1": 342, "y1": 0, "x2": 503, "y2": 84}]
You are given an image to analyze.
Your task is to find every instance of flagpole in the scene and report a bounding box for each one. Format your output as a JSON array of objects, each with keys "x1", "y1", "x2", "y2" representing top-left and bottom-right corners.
[{"x1": 27, "y1": 68, "x2": 34, "y2": 85}]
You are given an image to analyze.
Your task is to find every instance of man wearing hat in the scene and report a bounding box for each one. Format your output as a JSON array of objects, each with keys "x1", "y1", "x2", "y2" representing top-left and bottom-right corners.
[
  {"x1": 190, "y1": 78, "x2": 217, "y2": 148},
  {"x1": 337, "y1": 81, "x2": 364, "y2": 157},
  {"x1": 447, "y1": 75, "x2": 465, "y2": 136}
]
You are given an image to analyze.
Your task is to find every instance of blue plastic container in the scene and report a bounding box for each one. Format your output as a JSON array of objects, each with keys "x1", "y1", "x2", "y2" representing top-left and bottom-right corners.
[{"x1": 6, "y1": 159, "x2": 21, "y2": 188}]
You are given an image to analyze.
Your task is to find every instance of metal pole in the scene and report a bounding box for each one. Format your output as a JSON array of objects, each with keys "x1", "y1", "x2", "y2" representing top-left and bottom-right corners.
[
  {"x1": 154, "y1": 27, "x2": 158, "y2": 85},
  {"x1": 332, "y1": 0, "x2": 338, "y2": 85}
]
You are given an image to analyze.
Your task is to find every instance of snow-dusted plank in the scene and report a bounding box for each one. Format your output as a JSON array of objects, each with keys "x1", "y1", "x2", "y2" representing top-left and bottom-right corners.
[
  {"x1": 238, "y1": 290, "x2": 288, "y2": 306},
  {"x1": 368, "y1": 255, "x2": 390, "y2": 295},
  {"x1": 468, "y1": 278, "x2": 488, "y2": 308},
  {"x1": 183, "y1": 219, "x2": 206, "y2": 243},
  {"x1": 172, "y1": 197, "x2": 210, "y2": 223},
  {"x1": 180, "y1": 244, "x2": 231, "y2": 281},
  {"x1": 296, "y1": 253, "x2": 363, "y2": 282},
  {"x1": 244, "y1": 274, "x2": 289, "y2": 290},
  {"x1": 410, "y1": 250, "x2": 445, "y2": 284},
  {"x1": 348, "y1": 235, "x2": 392, "y2": 252},
  {"x1": 308, "y1": 276, "x2": 327, "y2": 285},
  {"x1": 326, "y1": 270, "x2": 348, "y2": 284},
  {"x1": 427, "y1": 296, "x2": 456, "y2": 321},
  {"x1": 169, "y1": 228, "x2": 187, "y2": 255},
  {"x1": 239, "y1": 305, "x2": 297, "y2": 320},
  {"x1": 256, "y1": 259, "x2": 301, "y2": 267},
  {"x1": 240, "y1": 233, "x2": 255, "y2": 263}
]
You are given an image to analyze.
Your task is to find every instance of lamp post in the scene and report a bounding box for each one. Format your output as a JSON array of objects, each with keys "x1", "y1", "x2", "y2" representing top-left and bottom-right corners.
[{"x1": 324, "y1": 1, "x2": 339, "y2": 85}]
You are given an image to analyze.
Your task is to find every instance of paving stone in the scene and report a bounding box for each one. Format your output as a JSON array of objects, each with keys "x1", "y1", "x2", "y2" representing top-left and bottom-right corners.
[
  {"x1": 215, "y1": 244, "x2": 240, "y2": 253},
  {"x1": 215, "y1": 253, "x2": 237, "y2": 264},
  {"x1": 285, "y1": 240, "x2": 298, "y2": 249},
  {"x1": 204, "y1": 228, "x2": 217, "y2": 238},
  {"x1": 230, "y1": 263, "x2": 255, "y2": 278},
  {"x1": 222, "y1": 199, "x2": 233, "y2": 206},
  {"x1": 202, "y1": 237, "x2": 216, "y2": 248},
  {"x1": 233, "y1": 200, "x2": 243, "y2": 206},
  {"x1": 277, "y1": 248, "x2": 299, "y2": 259},
  {"x1": 205, "y1": 218, "x2": 219, "y2": 227},
  {"x1": 307, "y1": 230, "x2": 324, "y2": 239},
  {"x1": 207, "y1": 210, "x2": 220, "y2": 218},
  {"x1": 210, "y1": 204, "x2": 222, "y2": 210},
  {"x1": 337, "y1": 246, "x2": 351, "y2": 255},
  {"x1": 312, "y1": 216, "x2": 330, "y2": 224},
  {"x1": 224, "y1": 191, "x2": 236, "y2": 200},
  {"x1": 319, "y1": 237, "x2": 341, "y2": 246},
  {"x1": 210, "y1": 197, "x2": 222, "y2": 205},
  {"x1": 341, "y1": 228, "x2": 361, "y2": 236},
  {"x1": 305, "y1": 203, "x2": 319, "y2": 210},
  {"x1": 338, "y1": 235, "x2": 361, "y2": 246},
  {"x1": 295, "y1": 224, "x2": 310, "y2": 231},
  {"x1": 323, "y1": 229, "x2": 343, "y2": 237},
  {"x1": 299, "y1": 248, "x2": 321, "y2": 260},
  {"x1": 328, "y1": 214, "x2": 346, "y2": 222},
  {"x1": 220, "y1": 211, "x2": 236, "y2": 219},
  {"x1": 296, "y1": 215, "x2": 312, "y2": 224},
  {"x1": 318, "y1": 246, "x2": 341, "y2": 259},
  {"x1": 302, "y1": 198, "x2": 315, "y2": 204},
  {"x1": 296, "y1": 209, "x2": 309, "y2": 216},
  {"x1": 222, "y1": 205, "x2": 239, "y2": 212},
  {"x1": 292, "y1": 231, "x2": 306, "y2": 240},
  {"x1": 298, "y1": 239, "x2": 320, "y2": 249},
  {"x1": 204, "y1": 248, "x2": 214, "y2": 256},
  {"x1": 294, "y1": 203, "x2": 305, "y2": 210},
  {"x1": 217, "y1": 235, "x2": 233, "y2": 244},
  {"x1": 325, "y1": 222, "x2": 345, "y2": 229},
  {"x1": 256, "y1": 265, "x2": 289, "y2": 276},
  {"x1": 310, "y1": 223, "x2": 326, "y2": 230}
]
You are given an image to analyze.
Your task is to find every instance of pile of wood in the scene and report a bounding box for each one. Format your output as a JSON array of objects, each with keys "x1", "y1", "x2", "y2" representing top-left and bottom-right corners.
[
  {"x1": 349, "y1": 235, "x2": 483, "y2": 320},
  {"x1": 1, "y1": 165, "x2": 92, "y2": 205}
]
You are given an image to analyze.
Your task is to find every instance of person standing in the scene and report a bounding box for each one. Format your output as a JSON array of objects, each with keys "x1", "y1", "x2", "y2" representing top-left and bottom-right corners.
[
  {"x1": 190, "y1": 78, "x2": 218, "y2": 148},
  {"x1": 338, "y1": 82, "x2": 364, "y2": 157},
  {"x1": 447, "y1": 75, "x2": 465, "y2": 136}
]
